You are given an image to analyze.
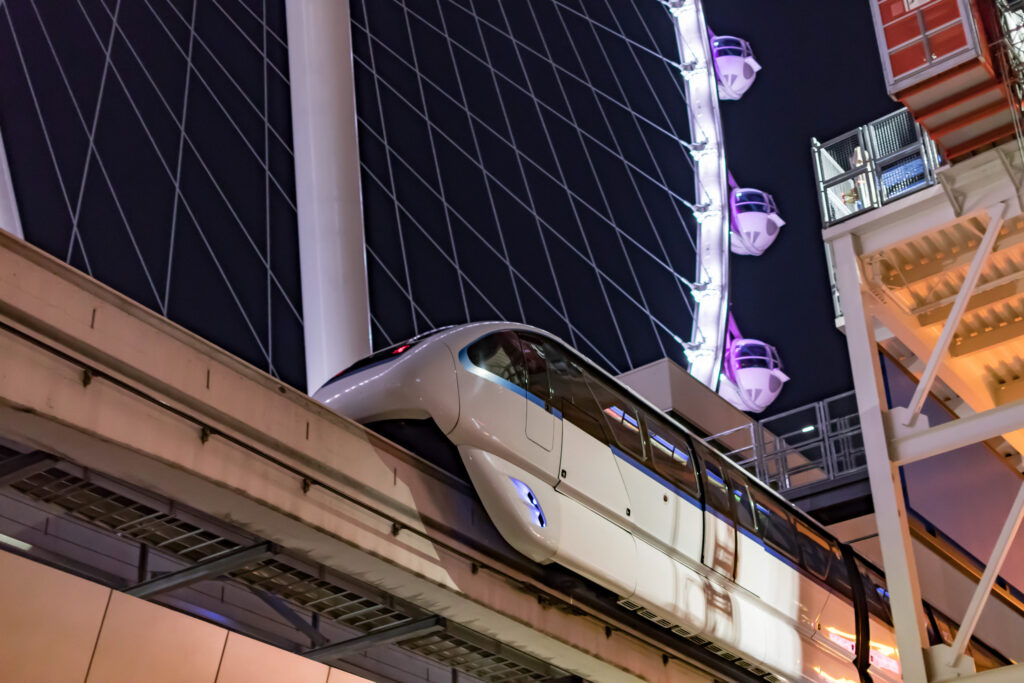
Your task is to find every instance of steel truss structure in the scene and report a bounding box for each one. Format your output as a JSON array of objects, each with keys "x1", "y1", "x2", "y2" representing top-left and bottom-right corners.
[{"x1": 824, "y1": 137, "x2": 1024, "y2": 681}]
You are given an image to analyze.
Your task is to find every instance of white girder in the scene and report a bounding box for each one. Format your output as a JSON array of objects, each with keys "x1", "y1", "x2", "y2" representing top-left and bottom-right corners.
[{"x1": 669, "y1": 0, "x2": 730, "y2": 390}]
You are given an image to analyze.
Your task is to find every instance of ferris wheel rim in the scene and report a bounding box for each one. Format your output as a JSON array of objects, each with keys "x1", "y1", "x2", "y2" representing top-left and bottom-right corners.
[{"x1": 668, "y1": 0, "x2": 730, "y2": 391}]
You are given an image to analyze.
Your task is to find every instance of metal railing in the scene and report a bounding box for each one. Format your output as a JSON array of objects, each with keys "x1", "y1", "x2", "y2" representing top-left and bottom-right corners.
[
  {"x1": 715, "y1": 391, "x2": 865, "y2": 493},
  {"x1": 812, "y1": 108, "x2": 941, "y2": 227}
]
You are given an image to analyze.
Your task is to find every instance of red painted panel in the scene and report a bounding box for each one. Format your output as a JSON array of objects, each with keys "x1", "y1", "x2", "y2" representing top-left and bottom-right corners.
[
  {"x1": 922, "y1": 0, "x2": 961, "y2": 31},
  {"x1": 930, "y1": 24, "x2": 969, "y2": 59},
  {"x1": 885, "y1": 15, "x2": 922, "y2": 48},
  {"x1": 878, "y1": 0, "x2": 910, "y2": 25},
  {"x1": 890, "y1": 40, "x2": 928, "y2": 78}
]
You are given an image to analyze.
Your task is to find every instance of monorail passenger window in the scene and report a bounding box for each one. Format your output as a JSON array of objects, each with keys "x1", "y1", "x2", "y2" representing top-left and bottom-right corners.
[
  {"x1": 643, "y1": 411, "x2": 700, "y2": 499},
  {"x1": 541, "y1": 341, "x2": 608, "y2": 443},
  {"x1": 794, "y1": 520, "x2": 832, "y2": 581},
  {"x1": 696, "y1": 446, "x2": 732, "y2": 518},
  {"x1": 751, "y1": 489, "x2": 799, "y2": 561},
  {"x1": 518, "y1": 334, "x2": 551, "y2": 406},
  {"x1": 857, "y1": 559, "x2": 893, "y2": 625},
  {"x1": 586, "y1": 376, "x2": 646, "y2": 463},
  {"x1": 725, "y1": 470, "x2": 757, "y2": 533},
  {"x1": 467, "y1": 332, "x2": 527, "y2": 389},
  {"x1": 825, "y1": 543, "x2": 852, "y2": 599}
]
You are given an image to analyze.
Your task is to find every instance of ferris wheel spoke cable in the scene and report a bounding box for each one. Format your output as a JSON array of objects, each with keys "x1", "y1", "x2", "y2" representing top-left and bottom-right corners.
[
  {"x1": 351, "y1": 15, "x2": 701, "y2": 286},
  {"x1": 432, "y1": 0, "x2": 528, "y2": 325}
]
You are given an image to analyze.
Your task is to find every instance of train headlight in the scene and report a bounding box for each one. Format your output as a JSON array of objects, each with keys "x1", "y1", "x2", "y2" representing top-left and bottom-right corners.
[{"x1": 509, "y1": 478, "x2": 547, "y2": 528}]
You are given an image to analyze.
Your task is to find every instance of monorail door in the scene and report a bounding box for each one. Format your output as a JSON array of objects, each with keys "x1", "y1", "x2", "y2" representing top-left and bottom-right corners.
[{"x1": 694, "y1": 447, "x2": 737, "y2": 581}]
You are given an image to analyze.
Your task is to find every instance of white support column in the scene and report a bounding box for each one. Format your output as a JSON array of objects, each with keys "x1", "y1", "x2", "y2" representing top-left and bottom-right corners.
[
  {"x1": 831, "y1": 232, "x2": 930, "y2": 682},
  {"x1": 904, "y1": 203, "x2": 1005, "y2": 425},
  {"x1": 286, "y1": 0, "x2": 371, "y2": 394},
  {"x1": 0, "y1": 126, "x2": 24, "y2": 239}
]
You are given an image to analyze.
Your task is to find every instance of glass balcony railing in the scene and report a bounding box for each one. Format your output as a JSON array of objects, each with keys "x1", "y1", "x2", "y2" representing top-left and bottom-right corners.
[{"x1": 812, "y1": 108, "x2": 941, "y2": 227}]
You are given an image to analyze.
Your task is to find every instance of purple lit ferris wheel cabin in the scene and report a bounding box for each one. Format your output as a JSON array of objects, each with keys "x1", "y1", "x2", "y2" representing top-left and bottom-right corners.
[
  {"x1": 718, "y1": 316, "x2": 788, "y2": 414},
  {"x1": 730, "y1": 188, "x2": 784, "y2": 256},
  {"x1": 710, "y1": 35, "x2": 761, "y2": 100}
]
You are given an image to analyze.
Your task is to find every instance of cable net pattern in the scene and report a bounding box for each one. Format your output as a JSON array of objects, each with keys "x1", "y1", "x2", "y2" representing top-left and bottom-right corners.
[
  {"x1": 0, "y1": 0, "x2": 304, "y2": 387},
  {"x1": 1, "y1": 0, "x2": 704, "y2": 387},
  {"x1": 353, "y1": 0, "x2": 701, "y2": 374}
]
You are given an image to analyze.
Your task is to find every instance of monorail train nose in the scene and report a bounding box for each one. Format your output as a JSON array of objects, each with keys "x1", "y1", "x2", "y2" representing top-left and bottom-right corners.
[{"x1": 314, "y1": 336, "x2": 460, "y2": 433}]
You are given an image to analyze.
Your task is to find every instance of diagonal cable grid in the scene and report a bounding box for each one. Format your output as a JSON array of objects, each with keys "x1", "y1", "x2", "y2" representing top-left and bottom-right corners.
[
  {"x1": 351, "y1": 52, "x2": 697, "y2": 327},
  {"x1": 357, "y1": 113, "x2": 684, "y2": 373},
  {"x1": 349, "y1": 18, "x2": 698, "y2": 280},
  {"x1": 356, "y1": 0, "x2": 704, "y2": 370},
  {"x1": 88, "y1": 0, "x2": 303, "y2": 324},
  {"x1": 1, "y1": 3, "x2": 89, "y2": 273},
  {"x1": 71, "y1": 1, "x2": 277, "y2": 366}
]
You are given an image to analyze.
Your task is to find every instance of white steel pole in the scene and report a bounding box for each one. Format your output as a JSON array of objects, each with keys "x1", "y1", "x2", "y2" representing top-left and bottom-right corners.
[
  {"x1": 286, "y1": 0, "x2": 371, "y2": 394},
  {"x1": 0, "y1": 126, "x2": 24, "y2": 239},
  {"x1": 831, "y1": 232, "x2": 929, "y2": 682}
]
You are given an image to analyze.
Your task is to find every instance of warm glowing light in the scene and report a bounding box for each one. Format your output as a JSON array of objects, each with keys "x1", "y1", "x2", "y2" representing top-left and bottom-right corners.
[
  {"x1": 812, "y1": 665, "x2": 857, "y2": 683},
  {"x1": 392, "y1": 344, "x2": 411, "y2": 355},
  {"x1": 824, "y1": 627, "x2": 900, "y2": 674}
]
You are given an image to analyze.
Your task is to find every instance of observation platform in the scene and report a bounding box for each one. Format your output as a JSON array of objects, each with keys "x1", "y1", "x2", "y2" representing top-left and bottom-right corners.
[{"x1": 0, "y1": 230, "x2": 765, "y2": 682}]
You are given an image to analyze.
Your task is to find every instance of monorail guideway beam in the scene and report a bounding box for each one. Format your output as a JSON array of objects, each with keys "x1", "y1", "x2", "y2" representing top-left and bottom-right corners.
[{"x1": 0, "y1": 230, "x2": 737, "y2": 683}]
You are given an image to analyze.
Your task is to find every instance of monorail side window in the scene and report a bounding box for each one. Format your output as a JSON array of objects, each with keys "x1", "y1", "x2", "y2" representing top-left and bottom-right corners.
[
  {"x1": 519, "y1": 334, "x2": 551, "y2": 406},
  {"x1": 586, "y1": 375, "x2": 647, "y2": 463},
  {"x1": 825, "y1": 542, "x2": 852, "y2": 599},
  {"x1": 726, "y1": 469, "x2": 757, "y2": 533},
  {"x1": 857, "y1": 559, "x2": 893, "y2": 625},
  {"x1": 467, "y1": 332, "x2": 527, "y2": 389},
  {"x1": 542, "y1": 341, "x2": 608, "y2": 443},
  {"x1": 795, "y1": 520, "x2": 831, "y2": 581},
  {"x1": 696, "y1": 446, "x2": 733, "y2": 518},
  {"x1": 643, "y1": 411, "x2": 700, "y2": 499},
  {"x1": 751, "y1": 490, "x2": 799, "y2": 561}
]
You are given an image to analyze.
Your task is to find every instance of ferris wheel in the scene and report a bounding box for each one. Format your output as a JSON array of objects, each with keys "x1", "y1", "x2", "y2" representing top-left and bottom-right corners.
[{"x1": 668, "y1": 0, "x2": 789, "y2": 413}]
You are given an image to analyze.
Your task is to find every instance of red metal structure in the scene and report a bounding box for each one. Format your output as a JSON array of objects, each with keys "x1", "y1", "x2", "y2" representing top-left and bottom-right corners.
[{"x1": 870, "y1": 0, "x2": 1016, "y2": 159}]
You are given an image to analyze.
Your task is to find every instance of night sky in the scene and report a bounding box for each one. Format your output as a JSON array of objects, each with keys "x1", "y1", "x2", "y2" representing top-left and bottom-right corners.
[{"x1": 703, "y1": 0, "x2": 899, "y2": 414}]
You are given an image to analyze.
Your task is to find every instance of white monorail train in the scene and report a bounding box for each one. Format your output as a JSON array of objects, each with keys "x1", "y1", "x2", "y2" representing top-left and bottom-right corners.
[{"x1": 315, "y1": 322, "x2": 1009, "y2": 682}]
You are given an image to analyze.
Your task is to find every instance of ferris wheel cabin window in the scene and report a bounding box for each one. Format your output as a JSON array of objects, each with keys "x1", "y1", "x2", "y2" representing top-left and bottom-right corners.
[{"x1": 467, "y1": 332, "x2": 527, "y2": 389}]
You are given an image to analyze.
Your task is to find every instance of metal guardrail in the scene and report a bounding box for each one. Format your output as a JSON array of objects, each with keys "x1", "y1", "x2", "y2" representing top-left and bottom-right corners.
[
  {"x1": 812, "y1": 109, "x2": 941, "y2": 227},
  {"x1": 715, "y1": 391, "x2": 865, "y2": 493}
]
